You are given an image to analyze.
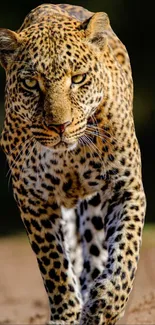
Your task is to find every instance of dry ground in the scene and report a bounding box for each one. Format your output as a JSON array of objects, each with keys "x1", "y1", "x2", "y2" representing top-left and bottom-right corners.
[{"x1": 0, "y1": 226, "x2": 155, "y2": 324}]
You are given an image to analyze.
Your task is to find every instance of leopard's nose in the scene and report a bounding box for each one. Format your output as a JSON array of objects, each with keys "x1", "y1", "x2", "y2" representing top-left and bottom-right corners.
[
  {"x1": 54, "y1": 122, "x2": 71, "y2": 134},
  {"x1": 46, "y1": 121, "x2": 71, "y2": 134}
]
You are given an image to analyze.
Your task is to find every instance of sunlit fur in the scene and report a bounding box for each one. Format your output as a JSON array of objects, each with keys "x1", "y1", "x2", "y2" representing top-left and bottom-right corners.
[{"x1": 0, "y1": 3, "x2": 146, "y2": 325}]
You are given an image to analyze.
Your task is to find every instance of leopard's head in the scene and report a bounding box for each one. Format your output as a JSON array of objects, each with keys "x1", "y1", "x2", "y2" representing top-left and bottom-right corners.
[{"x1": 0, "y1": 11, "x2": 110, "y2": 152}]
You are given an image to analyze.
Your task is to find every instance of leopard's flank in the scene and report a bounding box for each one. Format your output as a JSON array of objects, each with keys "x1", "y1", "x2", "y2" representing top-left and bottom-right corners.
[{"x1": 0, "y1": 3, "x2": 146, "y2": 325}]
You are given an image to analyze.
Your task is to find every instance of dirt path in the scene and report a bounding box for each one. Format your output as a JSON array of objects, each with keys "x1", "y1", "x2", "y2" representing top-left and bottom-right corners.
[{"x1": 0, "y1": 229, "x2": 155, "y2": 324}]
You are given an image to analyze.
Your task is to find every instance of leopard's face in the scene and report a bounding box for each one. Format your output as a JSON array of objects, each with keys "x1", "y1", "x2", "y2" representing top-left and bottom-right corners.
[{"x1": 4, "y1": 15, "x2": 108, "y2": 152}]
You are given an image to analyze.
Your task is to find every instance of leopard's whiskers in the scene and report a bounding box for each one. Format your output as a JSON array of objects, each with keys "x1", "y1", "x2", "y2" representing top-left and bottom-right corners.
[{"x1": 82, "y1": 134, "x2": 103, "y2": 162}]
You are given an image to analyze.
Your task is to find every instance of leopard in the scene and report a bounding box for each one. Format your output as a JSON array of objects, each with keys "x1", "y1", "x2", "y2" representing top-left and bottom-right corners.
[{"x1": 0, "y1": 3, "x2": 146, "y2": 325}]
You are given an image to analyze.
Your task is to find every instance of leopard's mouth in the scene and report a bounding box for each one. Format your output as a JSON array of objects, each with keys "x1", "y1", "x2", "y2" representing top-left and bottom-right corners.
[
  {"x1": 31, "y1": 121, "x2": 86, "y2": 152},
  {"x1": 36, "y1": 136, "x2": 78, "y2": 152}
]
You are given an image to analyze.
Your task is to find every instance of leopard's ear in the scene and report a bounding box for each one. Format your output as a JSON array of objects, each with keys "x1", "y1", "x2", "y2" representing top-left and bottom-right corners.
[
  {"x1": 79, "y1": 12, "x2": 110, "y2": 50},
  {"x1": 0, "y1": 29, "x2": 21, "y2": 69}
]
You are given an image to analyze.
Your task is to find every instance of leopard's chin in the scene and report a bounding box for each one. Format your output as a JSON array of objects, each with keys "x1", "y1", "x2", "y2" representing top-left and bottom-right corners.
[
  {"x1": 41, "y1": 140, "x2": 78, "y2": 153},
  {"x1": 53, "y1": 141, "x2": 78, "y2": 152}
]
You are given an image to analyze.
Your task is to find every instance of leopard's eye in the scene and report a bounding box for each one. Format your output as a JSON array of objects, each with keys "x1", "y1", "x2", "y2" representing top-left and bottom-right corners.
[
  {"x1": 22, "y1": 78, "x2": 38, "y2": 89},
  {"x1": 72, "y1": 73, "x2": 86, "y2": 84}
]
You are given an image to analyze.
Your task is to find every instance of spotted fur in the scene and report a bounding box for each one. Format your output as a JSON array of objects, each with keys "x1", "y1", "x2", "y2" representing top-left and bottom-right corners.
[{"x1": 0, "y1": 3, "x2": 146, "y2": 325}]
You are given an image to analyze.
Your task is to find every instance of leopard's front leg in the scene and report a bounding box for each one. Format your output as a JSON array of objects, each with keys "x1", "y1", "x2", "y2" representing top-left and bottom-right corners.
[
  {"x1": 80, "y1": 185, "x2": 146, "y2": 325},
  {"x1": 18, "y1": 196, "x2": 82, "y2": 324}
]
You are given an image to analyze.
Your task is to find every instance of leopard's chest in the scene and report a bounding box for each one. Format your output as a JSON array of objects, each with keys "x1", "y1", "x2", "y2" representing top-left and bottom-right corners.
[
  {"x1": 49, "y1": 163, "x2": 107, "y2": 208},
  {"x1": 11, "y1": 147, "x2": 111, "y2": 208}
]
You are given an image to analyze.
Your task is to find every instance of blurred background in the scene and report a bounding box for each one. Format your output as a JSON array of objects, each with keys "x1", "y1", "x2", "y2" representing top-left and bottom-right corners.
[{"x1": 0, "y1": 0, "x2": 154, "y2": 235}]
